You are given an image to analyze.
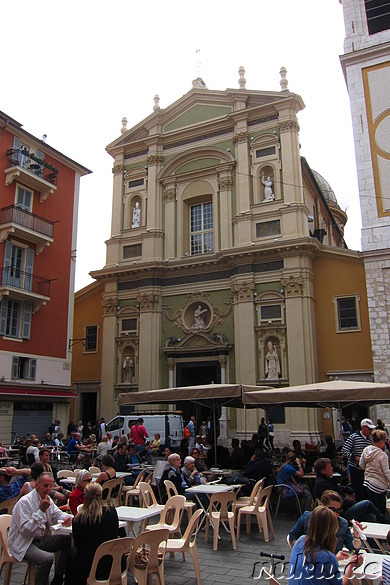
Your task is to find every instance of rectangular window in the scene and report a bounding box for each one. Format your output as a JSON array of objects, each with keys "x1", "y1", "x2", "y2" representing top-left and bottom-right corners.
[
  {"x1": 260, "y1": 305, "x2": 282, "y2": 322},
  {"x1": 190, "y1": 202, "x2": 213, "y2": 255},
  {"x1": 365, "y1": 0, "x2": 390, "y2": 34},
  {"x1": 334, "y1": 295, "x2": 361, "y2": 332},
  {"x1": 123, "y1": 244, "x2": 142, "y2": 259},
  {"x1": 84, "y1": 325, "x2": 98, "y2": 352},
  {"x1": 12, "y1": 356, "x2": 37, "y2": 380},
  {"x1": 16, "y1": 186, "x2": 33, "y2": 212},
  {"x1": 3, "y1": 241, "x2": 34, "y2": 292},
  {"x1": 0, "y1": 298, "x2": 32, "y2": 339},
  {"x1": 256, "y1": 220, "x2": 281, "y2": 238},
  {"x1": 128, "y1": 179, "x2": 144, "y2": 189},
  {"x1": 256, "y1": 147, "x2": 276, "y2": 158},
  {"x1": 122, "y1": 318, "x2": 137, "y2": 333}
]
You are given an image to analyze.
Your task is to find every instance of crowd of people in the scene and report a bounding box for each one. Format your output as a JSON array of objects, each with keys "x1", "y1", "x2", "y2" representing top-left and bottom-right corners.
[{"x1": 2, "y1": 413, "x2": 390, "y2": 584}]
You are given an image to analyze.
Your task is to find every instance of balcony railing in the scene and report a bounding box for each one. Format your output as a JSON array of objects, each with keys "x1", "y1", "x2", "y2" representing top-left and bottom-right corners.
[
  {"x1": 1, "y1": 206, "x2": 54, "y2": 238},
  {"x1": 6, "y1": 148, "x2": 58, "y2": 186},
  {"x1": 1, "y1": 266, "x2": 51, "y2": 297}
]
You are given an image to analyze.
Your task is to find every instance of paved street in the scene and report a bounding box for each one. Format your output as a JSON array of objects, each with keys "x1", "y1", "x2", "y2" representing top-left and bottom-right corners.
[{"x1": 2, "y1": 509, "x2": 297, "y2": 585}]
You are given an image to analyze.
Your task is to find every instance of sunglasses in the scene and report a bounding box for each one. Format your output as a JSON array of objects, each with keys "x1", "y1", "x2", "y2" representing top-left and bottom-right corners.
[{"x1": 328, "y1": 506, "x2": 341, "y2": 514}]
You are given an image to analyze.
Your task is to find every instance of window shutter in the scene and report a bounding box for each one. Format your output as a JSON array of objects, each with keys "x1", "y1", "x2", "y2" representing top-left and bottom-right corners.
[
  {"x1": 0, "y1": 298, "x2": 8, "y2": 335},
  {"x1": 29, "y1": 359, "x2": 37, "y2": 381},
  {"x1": 3, "y1": 241, "x2": 12, "y2": 285},
  {"x1": 11, "y1": 357, "x2": 19, "y2": 380},
  {"x1": 21, "y1": 302, "x2": 32, "y2": 339},
  {"x1": 24, "y1": 248, "x2": 34, "y2": 292},
  {"x1": 12, "y1": 136, "x2": 21, "y2": 150},
  {"x1": 16, "y1": 187, "x2": 32, "y2": 212}
]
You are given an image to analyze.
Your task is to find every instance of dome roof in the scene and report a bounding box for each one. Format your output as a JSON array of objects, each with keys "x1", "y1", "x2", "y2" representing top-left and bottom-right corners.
[{"x1": 312, "y1": 170, "x2": 338, "y2": 205}]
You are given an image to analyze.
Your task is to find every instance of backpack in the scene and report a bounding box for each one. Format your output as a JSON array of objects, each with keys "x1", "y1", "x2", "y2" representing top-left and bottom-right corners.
[{"x1": 184, "y1": 426, "x2": 191, "y2": 438}]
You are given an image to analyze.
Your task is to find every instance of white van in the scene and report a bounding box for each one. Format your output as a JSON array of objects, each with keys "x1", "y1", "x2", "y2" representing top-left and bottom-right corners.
[{"x1": 105, "y1": 412, "x2": 184, "y2": 448}]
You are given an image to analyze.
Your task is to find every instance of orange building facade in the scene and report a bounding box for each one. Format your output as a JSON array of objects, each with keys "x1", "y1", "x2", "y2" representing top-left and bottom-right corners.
[{"x1": 0, "y1": 112, "x2": 90, "y2": 442}]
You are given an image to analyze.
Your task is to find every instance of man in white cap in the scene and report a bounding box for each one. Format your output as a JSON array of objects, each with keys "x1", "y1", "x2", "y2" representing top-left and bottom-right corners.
[{"x1": 342, "y1": 418, "x2": 376, "y2": 501}]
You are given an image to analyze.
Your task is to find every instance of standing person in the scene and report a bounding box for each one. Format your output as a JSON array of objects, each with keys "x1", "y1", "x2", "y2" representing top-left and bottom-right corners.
[
  {"x1": 129, "y1": 417, "x2": 148, "y2": 454},
  {"x1": 341, "y1": 416, "x2": 353, "y2": 441},
  {"x1": 67, "y1": 419, "x2": 77, "y2": 439},
  {"x1": 71, "y1": 482, "x2": 119, "y2": 585},
  {"x1": 187, "y1": 416, "x2": 196, "y2": 451},
  {"x1": 359, "y1": 428, "x2": 390, "y2": 515},
  {"x1": 342, "y1": 418, "x2": 375, "y2": 501},
  {"x1": 8, "y1": 472, "x2": 72, "y2": 585},
  {"x1": 257, "y1": 417, "x2": 269, "y2": 451},
  {"x1": 268, "y1": 418, "x2": 275, "y2": 452},
  {"x1": 288, "y1": 506, "x2": 361, "y2": 584}
]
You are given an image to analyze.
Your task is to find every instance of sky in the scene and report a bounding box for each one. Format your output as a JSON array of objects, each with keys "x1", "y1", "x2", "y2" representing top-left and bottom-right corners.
[{"x1": 1, "y1": 0, "x2": 361, "y2": 291}]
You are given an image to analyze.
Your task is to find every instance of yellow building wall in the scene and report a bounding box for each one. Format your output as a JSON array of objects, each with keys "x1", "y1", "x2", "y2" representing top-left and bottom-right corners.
[
  {"x1": 71, "y1": 282, "x2": 103, "y2": 383},
  {"x1": 313, "y1": 254, "x2": 373, "y2": 378}
]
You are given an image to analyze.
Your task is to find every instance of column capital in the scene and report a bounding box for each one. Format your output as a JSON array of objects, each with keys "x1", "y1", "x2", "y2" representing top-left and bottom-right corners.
[
  {"x1": 279, "y1": 120, "x2": 300, "y2": 134},
  {"x1": 281, "y1": 274, "x2": 304, "y2": 297},
  {"x1": 147, "y1": 154, "x2": 164, "y2": 166},
  {"x1": 233, "y1": 130, "x2": 248, "y2": 145},
  {"x1": 102, "y1": 295, "x2": 118, "y2": 316}
]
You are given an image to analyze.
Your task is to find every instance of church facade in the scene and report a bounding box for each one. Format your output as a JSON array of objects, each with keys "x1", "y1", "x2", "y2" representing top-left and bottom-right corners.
[{"x1": 84, "y1": 71, "x2": 372, "y2": 444}]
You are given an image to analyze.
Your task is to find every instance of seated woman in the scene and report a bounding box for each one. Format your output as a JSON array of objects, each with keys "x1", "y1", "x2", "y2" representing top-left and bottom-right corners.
[
  {"x1": 277, "y1": 452, "x2": 311, "y2": 511},
  {"x1": 69, "y1": 469, "x2": 92, "y2": 515},
  {"x1": 95, "y1": 435, "x2": 111, "y2": 464},
  {"x1": 95, "y1": 454, "x2": 116, "y2": 486},
  {"x1": 289, "y1": 506, "x2": 361, "y2": 584},
  {"x1": 71, "y1": 482, "x2": 119, "y2": 585},
  {"x1": 190, "y1": 447, "x2": 208, "y2": 472}
]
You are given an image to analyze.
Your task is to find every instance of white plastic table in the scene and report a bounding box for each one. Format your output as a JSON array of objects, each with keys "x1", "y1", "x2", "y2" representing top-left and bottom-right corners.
[
  {"x1": 357, "y1": 522, "x2": 390, "y2": 553},
  {"x1": 115, "y1": 505, "x2": 163, "y2": 535},
  {"x1": 185, "y1": 483, "x2": 239, "y2": 535},
  {"x1": 351, "y1": 552, "x2": 387, "y2": 583}
]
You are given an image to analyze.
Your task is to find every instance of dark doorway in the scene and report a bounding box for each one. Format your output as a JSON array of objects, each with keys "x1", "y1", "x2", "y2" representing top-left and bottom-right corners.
[
  {"x1": 81, "y1": 392, "x2": 97, "y2": 425},
  {"x1": 342, "y1": 405, "x2": 369, "y2": 432},
  {"x1": 175, "y1": 361, "x2": 220, "y2": 429}
]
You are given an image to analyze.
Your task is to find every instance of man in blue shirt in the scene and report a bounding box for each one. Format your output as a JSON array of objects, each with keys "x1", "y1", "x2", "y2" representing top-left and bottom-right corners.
[{"x1": 0, "y1": 466, "x2": 30, "y2": 503}]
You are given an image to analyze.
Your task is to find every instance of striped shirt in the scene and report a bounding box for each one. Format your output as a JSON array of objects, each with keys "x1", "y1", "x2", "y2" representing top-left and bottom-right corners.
[
  {"x1": 341, "y1": 431, "x2": 372, "y2": 469},
  {"x1": 383, "y1": 557, "x2": 390, "y2": 585}
]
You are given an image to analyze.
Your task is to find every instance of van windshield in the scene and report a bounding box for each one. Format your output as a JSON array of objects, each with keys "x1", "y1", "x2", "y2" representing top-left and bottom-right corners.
[{"x1": 106, "y1": 417, "x2": 124, "y2": 432}]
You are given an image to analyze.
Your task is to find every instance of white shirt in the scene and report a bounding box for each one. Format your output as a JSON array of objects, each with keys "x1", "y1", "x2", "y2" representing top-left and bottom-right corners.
[
  {"x1": 26, "y1": 445, "x2": 39, "y2": 463},
  {"x1": 8, "y1": 488, "x2": 71, "y2": 561}
]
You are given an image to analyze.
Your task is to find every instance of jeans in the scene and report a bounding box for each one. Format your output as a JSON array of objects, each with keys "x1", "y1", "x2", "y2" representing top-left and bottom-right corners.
[{"x1": 343, "y1": 499, "x2": 390, "y2": 524}]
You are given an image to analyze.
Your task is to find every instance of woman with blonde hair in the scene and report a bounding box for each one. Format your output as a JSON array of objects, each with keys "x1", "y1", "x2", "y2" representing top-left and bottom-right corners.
[
  {"x1": 360, "y1": 428, "x2": 390, "y2": 515},
  {"x1": 72, "y1": 482, "x2": 119, "y2": 585},
  {"x1": 288, "y1": 506, "x2": 361, "y2": 584}
]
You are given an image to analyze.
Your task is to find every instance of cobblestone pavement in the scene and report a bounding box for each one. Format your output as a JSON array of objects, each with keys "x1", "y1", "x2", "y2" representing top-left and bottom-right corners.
[{"x1": 2, "y1": 510, "x2": 298, "y2": 585}]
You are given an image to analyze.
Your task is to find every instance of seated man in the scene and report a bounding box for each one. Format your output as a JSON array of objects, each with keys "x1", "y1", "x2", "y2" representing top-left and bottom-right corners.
[
  {"x1": 26, "y1": 439, "x2": 41, "y2": 464},
  {"x1": 181, "y1": 456, "x2": 206, "y2": 486},
  {"x1": 230, "y1": 438, "x2": 245, "y2": 470},
  {"x1": 289, "y1": 490, "x2": 359, "y2": 556},
  {"x1": 0, "y1": 466, "x2": 30, "y2": 503},
  {"x1": 314, "y1": 456, "x2": 389, "y2": 523},
  {"x1": 39, "y1": 449, "x2": 69, "y2": 504},
  {"x1": 244, "y1": 448, "x2": 272, "y2": 481},
  {"x1": 66, "y1": 432, "x2": 91, "y2": 464},
  {"x1": 8, "y1": 472, "x2": 72, "y2": 585},
  {"x1": 113, "y1": 442, "x2": 133, "y2": 486}
]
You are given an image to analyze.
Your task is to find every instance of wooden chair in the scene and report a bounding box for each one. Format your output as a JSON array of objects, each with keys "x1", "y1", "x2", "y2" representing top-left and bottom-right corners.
[
  {"x1": 0, "y1": 515, "x2": 37, "y2": 585},
  {"x1": 122, "y1": 471, "x2": 145, "y2": 506},
  {"x1": 87, "y1": 536, "x2": 133, "y2": 585},
  {"x1": 88, "y1": 466, "x2": 100, "y2": 474},
  {"x1": 129, "y1": 528, "x2": 168, "y2": 585},
  {"x1": 205, "y1": 491, "x2": 236, "y2": 551},
  {"x1": 237, "y1": 485, "x2": 275, "y2": 542},
  {"x1": 165, "y1": 509, "x2": 204, "y2": 585},
  {"x1": 164, "y1": 479, "x2": 196, "y2": 521},
  {"x1": 0, "y1": 497, "x2": 18, "y2": 515},
  {"x1": 145, "y1": 495, "x2": 185, "y2": 539},
  {"x1": 235, "y1": 478, "x2": 265, "y2": 512}
]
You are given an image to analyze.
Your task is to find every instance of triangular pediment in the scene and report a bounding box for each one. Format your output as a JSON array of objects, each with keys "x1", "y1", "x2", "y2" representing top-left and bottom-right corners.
[{"x1": 163, "y1": 103, "x2": 233, "y2": 133}]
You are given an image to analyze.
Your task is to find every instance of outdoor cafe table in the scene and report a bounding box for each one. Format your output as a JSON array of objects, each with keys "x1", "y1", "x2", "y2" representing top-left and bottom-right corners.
[
  {"x1": 357, "y1": 522, "x2": 390, "y2": 553},
  {"x1": 185, "y1": 483, "x2": 241, "y2": 534},
  {"x1": 350, "y1": 551, "x2": 387, "y2": 583},
  {"x1": 115, "y1": 505, "x2": 163, "y2": 536}
]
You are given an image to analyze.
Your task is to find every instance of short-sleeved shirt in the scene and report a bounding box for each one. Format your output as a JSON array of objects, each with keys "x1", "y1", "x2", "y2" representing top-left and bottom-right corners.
[
  {"x1": 0, "y1": 476, "x2": 28, "y2": 503},
  {"x1": 277, "y1": 464, "x2": 298, "y2": 485}
]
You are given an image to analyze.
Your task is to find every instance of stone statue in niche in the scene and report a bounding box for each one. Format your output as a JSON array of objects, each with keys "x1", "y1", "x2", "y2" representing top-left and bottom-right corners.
[
  {"x1": 122, "y1": 356, "x2": 134, "y2": 383},
  {"x1": 261, "y1": 174, "x2": 275, "y2": 202},
  {"x1": 265, "y1": 341, "x2": 281, "y2": 380},
  {"x1": 192, "y1": 305, "x2": 207, "y2": 329},
  {"x1": 132, "y1": 201, "x2": 141, "y2": 228}
]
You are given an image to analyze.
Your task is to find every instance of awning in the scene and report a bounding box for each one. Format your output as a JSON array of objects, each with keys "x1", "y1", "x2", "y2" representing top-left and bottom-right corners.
[
  {"x1": 118, "y1": 383, "x2": 242, "y2": 406},
  {"x1": 0, "y1": 387, "x2": 76, "y2": 398},
  {"x1": 242, "y1": 380, "x2": 390, "y2": 408}
]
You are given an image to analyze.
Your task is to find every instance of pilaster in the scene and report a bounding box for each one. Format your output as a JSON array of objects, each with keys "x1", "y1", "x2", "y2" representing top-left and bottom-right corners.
[
  {"x1": 230, "y1": 275, "x2": 256, "y2": 384},
  {"x1": 100, "y1": 284, "x2": 118, "y2": 419},
  {"x1": 138, "y1": 288, "x2": 162, "y2": 390}
]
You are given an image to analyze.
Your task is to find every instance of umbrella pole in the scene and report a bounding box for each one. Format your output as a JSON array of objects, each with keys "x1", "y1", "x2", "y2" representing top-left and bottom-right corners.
[
  {"x1": 213, "y1": 401, "x2": 217, "y2": 467},
  {"x1": 244, "y1": 405, "x2": 247, "y2": 440}
]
